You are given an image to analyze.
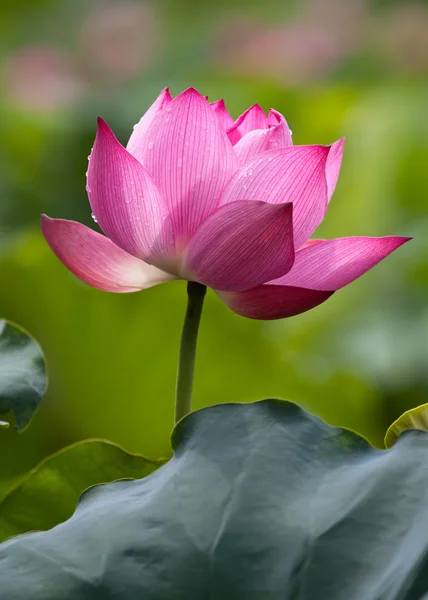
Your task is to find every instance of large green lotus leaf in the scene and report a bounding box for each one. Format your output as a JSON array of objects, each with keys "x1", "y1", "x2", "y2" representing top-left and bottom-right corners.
[
  {"x1": 1, "y1": 400, "x2": 428, "y2": 599},
  {"x1": 0, "y1": 438, "x2": 163, "y2": 543},
  {"x1": 0, "y1": 319, "x2": 46, "y2": 431}
]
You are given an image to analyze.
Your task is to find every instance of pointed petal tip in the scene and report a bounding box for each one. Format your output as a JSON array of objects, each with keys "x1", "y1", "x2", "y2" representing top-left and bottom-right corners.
[
  {"x1": 267, "y1": 108, "x2": 287, "y2": 126},
  {"x1": 96, "y1": 116, "x2": 116, "y2": 140},
  {"x1": 40, "y1": 215, "x2": 72, "y2": 237},
  {"x1": 329, "y1": 137, "x2": 345, "y2": 149},
  {"x1": 379, "y1": 235, "x2": 413, "y2": 250},
  {"x1": 226, "y1": 103, "x2": 266, "y2": 133},
  {"x1": 250, "y1": 103, "x2": 265, "y2": 113},
  {"x1": 97, "y1": 116, "x2": 107, "y2": 129},
  {"x1": 210, "y1": 98, "x2": 226, "y2": 108},
  {"x1": 179, "y1": 87, "x2": 206, "y2": 100},
  {"x1": 389, "y1": 235, "x2": 413, "y2": 250},
  {"x1": 40, "y1": 213, "x2": 55, "y2": 231}
]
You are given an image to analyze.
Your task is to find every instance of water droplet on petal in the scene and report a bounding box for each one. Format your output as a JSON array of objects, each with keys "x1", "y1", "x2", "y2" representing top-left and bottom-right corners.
[
  {"x1": 148, "y1": 141, "x2": 154, "y2": 150},
  {"x1": 91, "y1": 212, "x2": 97, "y2": 223}
]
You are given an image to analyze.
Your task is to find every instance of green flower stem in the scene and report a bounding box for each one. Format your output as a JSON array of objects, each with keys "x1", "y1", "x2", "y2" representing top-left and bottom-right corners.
[{"x1": 175, "y1": 281, "x2": 207, "y2": 423}]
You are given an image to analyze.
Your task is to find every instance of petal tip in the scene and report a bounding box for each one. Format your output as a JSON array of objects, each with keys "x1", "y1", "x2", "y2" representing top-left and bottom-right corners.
[
  {"x1": 40, "y1": 213, "x2": 54, "y2": 232},
  {"x1": 212, "y1": 98, "x2": 226, "y2": 108},
  {"x1": 330, "y1": 137, "x2": 345, "y2": 149},
  {"x1": 96, "y1": 116, "x2": 116, "y2": 141},
  {"x1": 179, "y1": 87, "x2": 205, "y2": 100},
  {"x1": 161, "y1": 86, "x2": 172, "y2": 100},
  {"x1": 97, "y1": 116, "x2": 108, "y2": 129},
  {"x1": 395, "y1": 236, "x2": 413, "y2": 247}
]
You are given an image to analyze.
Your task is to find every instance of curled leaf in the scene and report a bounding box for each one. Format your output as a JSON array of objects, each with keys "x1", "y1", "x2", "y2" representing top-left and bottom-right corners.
[{"x1": 384, "y1": 403, "x2": 428, "y2": 448}]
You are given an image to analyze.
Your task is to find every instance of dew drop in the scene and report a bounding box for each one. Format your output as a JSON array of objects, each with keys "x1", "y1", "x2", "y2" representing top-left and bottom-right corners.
[{"x1": 91, "y1": 213, "x2": 97, "y2": 223}]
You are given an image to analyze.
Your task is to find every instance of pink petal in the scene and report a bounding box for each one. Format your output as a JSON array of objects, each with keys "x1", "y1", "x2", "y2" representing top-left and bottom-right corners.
[
  {"x1": 41, "y1": 216, "x2": 174, "y2": 293},
  {"x1": 126, "y1": 88, "x2": 172, "y2": 158},
  {"x1": 87, "y1": 118, "x2": 175, "y2": 266},
  {"x1": 274, "y1": 236, "x2": 411, "y2": 290},
  {"x1": 128, "y1": 88, "x2": 238, "y2": 244},
  {"x1": 227, "y1": 104, "x2": 268, "y2": 145},
  {"x1": 183, "y1": 200, "x2": 294, "y2": 292},
  {"x1": 326, "y1": 138, "x2": 344, "y2": 202},
  {"x1": 234, "y1": 121, "x2": 293, "y2": 167},
  {"x1": 217, "y1": 285, "x2": 333, "y2": 320},
  {"x1": 210, "y1": 99, "x2": 234, "y2": 130},
  {"x1": 220, "y1": 145, "x2": 330, "y2": 249},
  {"x1": 267, "y1": 108, "x2": 288, "y2": 127}
]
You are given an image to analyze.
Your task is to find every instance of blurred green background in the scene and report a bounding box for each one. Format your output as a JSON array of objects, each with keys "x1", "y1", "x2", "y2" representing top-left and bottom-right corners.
[{"x1": 0, "y1": 0, "x2": 426, "y2": 496}]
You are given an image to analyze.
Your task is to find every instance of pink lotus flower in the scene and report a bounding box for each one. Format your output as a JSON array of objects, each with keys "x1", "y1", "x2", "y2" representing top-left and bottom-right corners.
[{"x1": 41, "y1": 87, "x2": 409, "y2": 320}]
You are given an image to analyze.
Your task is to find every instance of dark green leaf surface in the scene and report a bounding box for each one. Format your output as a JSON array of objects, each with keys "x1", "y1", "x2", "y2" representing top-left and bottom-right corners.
[
  {"x1": 1, "y1": 400, "x2": 428, "y2": 599},
  {"x1": 0, "y1": 319, "x2": 46, "y2": 431},
  {"x1": 0, "y1": 439, "x2": 163, "y2": 542}
]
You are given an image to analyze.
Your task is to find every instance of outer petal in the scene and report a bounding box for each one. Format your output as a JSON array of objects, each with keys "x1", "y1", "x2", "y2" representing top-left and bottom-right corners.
[
  {"x1": 126, "y1": 87, "x2": 172, "y2": 157},
  {"x1": 234, "y1": 122, "x2": 293, "y2": 167},
  {"x1": 183, "y1": 200, "x2": 294, "y2": 292},
  {"x1": 210, "y1": 99, "x2": 234, "y2": 130},
  {"x1": 129, "y1": 88, "x2": 238, "y2": 244},
  {"x1": 217, "y1": 285, "x2": 333, "y2": 320},
  {"x1": 273, "y1": 236, "x2": 411, "y2": 291},
  {"x1": 220, "y1": 145, "x2": 330, "y2": 249},
  {"x1": 326, "y1": 138, "x2": 344, "y2": 202},
  {"x1": 227, "y1": 105, "x2": 268, "y2": 145},
  {"x1": 87, "y1": 118, "x2": 175, "y2": 265},
  {"x1": 41, "y1": 216, "x2": 174, "y2": 293}
]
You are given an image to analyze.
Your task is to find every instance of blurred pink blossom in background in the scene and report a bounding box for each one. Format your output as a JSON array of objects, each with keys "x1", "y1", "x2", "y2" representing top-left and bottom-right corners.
[
  {"x1": 376, "y1": 3, "x2": 428, "y2": 73},
  {"x1": 3, "y1": 46, "x2": 85, "y2": 112},
  {"x1": 78, "y1": 1, "x2": 161, "y2": 82},
  {"x1": 213, "y1": 0, "x2": 366, "y2": 85}
]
